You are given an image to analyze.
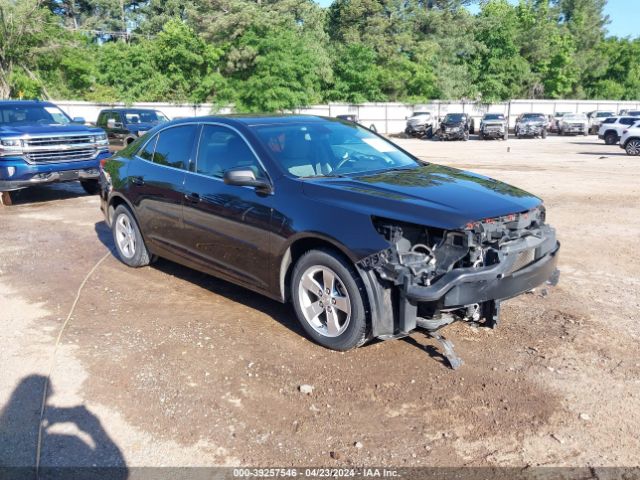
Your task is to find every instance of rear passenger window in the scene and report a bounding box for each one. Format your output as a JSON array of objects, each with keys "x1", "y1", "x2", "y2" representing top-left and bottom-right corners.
[
  {"x1": 602, "y1": 118, "x2": 616, "y2": 124},
  {"x1": 138, "y1": 134, "x2": 157, "y2": 161},
  {"x1": 621, "y1": 117, "x2": 636, "y2": 125},
  {"x1": 152, "y1": 125, "x2": 197, "y2": 170}
]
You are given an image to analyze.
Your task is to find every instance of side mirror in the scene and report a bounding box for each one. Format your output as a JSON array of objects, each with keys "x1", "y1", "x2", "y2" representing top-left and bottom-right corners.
[
  {"x1": 72, "y1": 117, "x2": 85, "y2": 124},
  {"x1": 223, "y1": 167, "x2": 270, "y2": 191}
]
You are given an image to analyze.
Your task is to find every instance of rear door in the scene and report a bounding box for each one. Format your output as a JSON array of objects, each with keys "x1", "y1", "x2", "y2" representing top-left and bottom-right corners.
[
  {"x1": 126, "y1": 124, "x2": 199, "y2": 258},
  {"x1": 181, "y1": 123, "x2": 273, "y2": 290}
]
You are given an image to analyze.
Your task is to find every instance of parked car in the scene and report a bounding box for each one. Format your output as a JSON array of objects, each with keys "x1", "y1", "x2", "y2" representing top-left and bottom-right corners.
[
  {"x1": 598, "y1": 116, "x2": 639, "y2": 145},
  {"x1": 0, "y1": 100, "x2": 110, "y2": 204},
  {"x1": 558, "y1": 113, "x2": 589, "y2": 136},
  {"x1": 478, "y1": 113, "x2": 508, "y2": 140},
  {"x1": 99, "y1": 115, "x2": 559, "y2": 352},
  {"x1": 437, "y1": 113, "x2": 474, "y2": 141},
  {"x1": 550, "y1": 112, "x2": 571, "y2": 133},
  {"x1": 587, "y1": 111, "x2": 615, "y2": 134},
  {"x1": 336, "y1": 114, "x2": 358, "y2": 123},
  {"x1": 515, "y1": 113, "x2": 548, "y2": 138},
  {"x1": 619, "y1": 109, "x2": 640, "y2": 116},
  {"x1": 405, "y1": 111, "x2": 436, "y2": 138},
  {"x1": 619, "y1": 120, "x2": 640, "y2": 156},
  {"x1": 97, "y1": 108, "x2": 169, "y2": 147}
]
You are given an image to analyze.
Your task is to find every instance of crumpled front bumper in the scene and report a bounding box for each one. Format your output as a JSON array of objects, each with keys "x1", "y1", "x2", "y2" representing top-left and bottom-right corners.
[{"x1": 405, "y1": 227, "x2": 559, "y2": 307}]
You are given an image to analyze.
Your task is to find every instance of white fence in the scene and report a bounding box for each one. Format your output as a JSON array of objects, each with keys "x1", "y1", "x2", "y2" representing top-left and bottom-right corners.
[{"x1": 54, "y1": 99, "x2": 640, "y2": 134}]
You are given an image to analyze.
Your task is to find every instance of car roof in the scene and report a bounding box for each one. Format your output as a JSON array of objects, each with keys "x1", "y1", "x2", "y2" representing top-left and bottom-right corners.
[
  {"x1": 159, "y1": 114, "x2": 346, "y2": 128},
  {"x1": 102, "y1": 108, "x2": 163, "y2": 113},
  {"x1": 0, "y1": 100, "x2": 57, "y2": 107}
]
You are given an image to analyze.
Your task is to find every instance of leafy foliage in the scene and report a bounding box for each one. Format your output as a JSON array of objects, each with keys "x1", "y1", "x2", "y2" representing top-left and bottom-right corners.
[{"x1": 1, "y1": 0, "x2": 638, "y2": 110}]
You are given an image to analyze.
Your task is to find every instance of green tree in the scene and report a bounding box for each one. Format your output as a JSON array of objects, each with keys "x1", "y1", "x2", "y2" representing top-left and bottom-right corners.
[{"x1": 329, "y1": 43, "x2": 385, "y2": 103}]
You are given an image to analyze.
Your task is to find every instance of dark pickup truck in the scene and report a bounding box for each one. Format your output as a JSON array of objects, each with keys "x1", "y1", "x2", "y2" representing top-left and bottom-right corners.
[
  {"x1": 97, "y1": 108, "x2": 169, "y2": 147},
  {"x1": 0, "y1": 100, "x2": 110, "y2": 203}
]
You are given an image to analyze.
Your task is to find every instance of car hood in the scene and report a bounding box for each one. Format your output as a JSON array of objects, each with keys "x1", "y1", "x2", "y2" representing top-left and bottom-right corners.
[
  {"x1": 302, "y1": 164, "x2": 541, "y2": 230},
  {"x1": 0, "y1": 124, "x2": 104, "y2": 137}
]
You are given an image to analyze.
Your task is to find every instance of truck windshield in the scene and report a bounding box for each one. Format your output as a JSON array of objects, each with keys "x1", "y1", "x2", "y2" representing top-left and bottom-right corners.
[
  {"x1": 0, "y1": 104, "x2": 71, "y2": 125},
  {"x1": 484, "y1": 114, "x2": 504, "y2": 120},
  {"x1": 444, "y1": 114, "x2": 464, "y2": 122},
  {"x1": 252, "y1": 122, "x2": 418, "y2": 178},
  {"x1": 123, "y1": 110, "x2": 168, "y2": 124}
]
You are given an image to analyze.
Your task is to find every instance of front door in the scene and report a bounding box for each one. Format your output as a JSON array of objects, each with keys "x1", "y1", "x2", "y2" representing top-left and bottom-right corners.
[{"x1": 181, "y1": 124, "x2": 273, "y2": 290}]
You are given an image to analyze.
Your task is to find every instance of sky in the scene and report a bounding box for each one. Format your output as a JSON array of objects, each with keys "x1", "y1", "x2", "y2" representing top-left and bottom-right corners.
[{"x1": 314, "y1": 0, "x2": 639, "y2": 39}]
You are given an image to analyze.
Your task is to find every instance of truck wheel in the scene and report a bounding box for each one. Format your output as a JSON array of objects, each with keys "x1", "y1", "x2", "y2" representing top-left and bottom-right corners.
[
  {"x1": 478, "y1": 132, "x2": 484, "y2": 140},
  {"x1": 541, "y1": 129, "x2": 547, "y2": 139},
  {"x1": 604, "y1": 132, "x2": 617, "y2": 145},
  {"x1": 625, "y1": 139, "x2": 640, "y2": 156},
  {"x1": 111, "y1": 205, "x2": 152, "y2": 267},
  {"x1": 291, "y1": 249, "x2": 368, "y2": 351},
  {"x1": 80, "y1": 179, "x2": 100, "y2": 195}
]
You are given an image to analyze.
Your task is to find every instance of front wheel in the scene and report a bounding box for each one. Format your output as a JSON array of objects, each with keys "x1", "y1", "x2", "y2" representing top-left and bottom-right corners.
[
  {"x1": 291, "y1": 249, "x2": 368, "y2": 351},
  {"x1": 80, "y1": 179, "x2": 100, "y2": 195},
  {"x1": 541, "y1": 129, "x2": 547, "y2": 139},
  {"x1": 111, "y1": 205, "x2": 152, "y2": 267},
  {"x1": 604, "y1": 132, "x2": 617, "y2": 145},
  {"x1": 625, "y1": 139, "x2": 640, "y2": 156}
]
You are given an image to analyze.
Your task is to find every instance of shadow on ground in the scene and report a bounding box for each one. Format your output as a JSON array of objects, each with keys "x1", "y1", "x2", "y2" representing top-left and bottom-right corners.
[
  {"x1": 2, "y1": 183, "x2": 94, "y2": 206},
  {"x1": 0, "y1": 374, "x2": 128, "y2": 478},
  {"x1": 94, "y1": 221, "x2": 307, "y2": 339}
]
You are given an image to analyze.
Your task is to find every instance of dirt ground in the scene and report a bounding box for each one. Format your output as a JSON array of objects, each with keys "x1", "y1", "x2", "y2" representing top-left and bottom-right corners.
[{"x1": 1, "y1": 134, "x2": 639, "y2": 469}]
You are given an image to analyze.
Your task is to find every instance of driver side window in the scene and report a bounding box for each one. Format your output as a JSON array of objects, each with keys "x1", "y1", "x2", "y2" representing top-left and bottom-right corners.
[{"x1": 196, "y1": 125, "x2": 263, "y2": 179}]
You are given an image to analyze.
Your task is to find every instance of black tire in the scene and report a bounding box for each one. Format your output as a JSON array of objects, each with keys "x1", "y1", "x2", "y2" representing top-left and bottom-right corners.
[
  {"x1": 80, "y1": 179, "x2": 100, "y2": 195},
  {"x1": 625, "y1": 138, "x2": 640, "y2": 156},
  {"x1": 111, "y1": 204, "x2": 152, "y2": 267},
  {"x1": 463, "y1": 131, "x2": 469, "y2": 141},
  {"x1": 478, "y1": 131, "x2": 484, "y2": 140},
  {"x1": 604, "y1": 132, "x2": 618, "y2": 145},
  {"x1": 541, "y1": 129, "x2": 547, "y2": 139},
  {"x1": 291, "y1": 249, "x2": 369, "y2": 351}
]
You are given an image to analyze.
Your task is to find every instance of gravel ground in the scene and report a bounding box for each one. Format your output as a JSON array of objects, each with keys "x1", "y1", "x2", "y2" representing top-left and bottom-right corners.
[{"x1": 1, "y1": 134, "x2": 639, "y2": 469}]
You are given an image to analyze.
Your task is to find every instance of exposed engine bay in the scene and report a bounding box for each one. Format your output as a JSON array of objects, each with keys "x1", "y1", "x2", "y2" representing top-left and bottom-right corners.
[{"x1": 357, "y1": 206, "x2": 560, "y2": 368}]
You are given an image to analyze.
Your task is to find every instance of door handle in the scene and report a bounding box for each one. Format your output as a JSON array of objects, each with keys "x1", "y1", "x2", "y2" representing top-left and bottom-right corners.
[
  {"x1": 184, "y1": 192, "x2": 200, "y2": 203},
  {"x1": 131, "y1": 176, "x2": 144, "y2": 186}
]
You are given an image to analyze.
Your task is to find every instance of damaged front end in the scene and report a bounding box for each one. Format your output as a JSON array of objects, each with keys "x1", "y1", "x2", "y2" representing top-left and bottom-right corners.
[{"x1": 357, "y1": 207, "x2": 560, "y2": 365}]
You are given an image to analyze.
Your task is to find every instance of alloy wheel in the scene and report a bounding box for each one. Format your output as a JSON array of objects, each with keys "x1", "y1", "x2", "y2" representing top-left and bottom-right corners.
[
  {"x1": 297, "y1": 266, "x2": 351, "y2": 337},
  {"x1": 626, "y1": 139, "x2": 640, "y2": 156},
  {"x1": 115, "y1": 213, "x2": 136, "y2": 259}
]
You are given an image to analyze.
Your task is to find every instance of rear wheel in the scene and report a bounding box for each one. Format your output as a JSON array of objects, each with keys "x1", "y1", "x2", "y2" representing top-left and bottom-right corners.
[
  {"x1": 291, "y1": 249, "x2": 368, "y2": 351},
  {"x1": 111, "y1": 205, "x2": 152, "y2": 267},
  {"x1": 604, "y1": 132, "x2": 618, "y2": 145},
  {"x1": 625, "y1": 139, "x2": 640, "y2": 156},
  {"x1": 80, "y1": 179, "x2": 100, "y2": 195},
  {"x1": 541, "y1": 129, "x2": 547, "y2": 139}
]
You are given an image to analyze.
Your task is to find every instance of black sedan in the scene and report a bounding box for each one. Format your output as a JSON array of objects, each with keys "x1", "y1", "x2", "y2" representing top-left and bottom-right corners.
[{"x1": 99, "y1": 115, "x2": 559, "y2": 352}]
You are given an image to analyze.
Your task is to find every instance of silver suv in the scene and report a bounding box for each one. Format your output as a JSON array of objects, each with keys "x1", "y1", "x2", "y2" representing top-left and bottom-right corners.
[{"x1": 405, "y1": 112, "x2": 436, "y2": 138}]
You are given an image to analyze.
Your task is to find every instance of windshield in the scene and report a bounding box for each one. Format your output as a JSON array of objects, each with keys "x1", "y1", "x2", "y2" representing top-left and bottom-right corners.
[
  {"x1": 596, "y1": 112, "x2": 614, "y2": 118},
  {"x1": 412, "y1": 112, "x2": 430, "y2": 117},
  {"x1": 563, "y1": 114, "x2": 587, "y2": 121},
  {"x1": 252, "y1": 122, "x2": 419, "y2": 178},
  {"x1": 123, "y1": 110, "x2": 168, "y2": 124},
  {"x1": 629, "y1": 111, "x2": 640, "y2": 116},
  {"x1": 483, "y1": 114, "x2": 504, "y2": 120},
  {"x1": 443, "y1": 114, "x2": 465, "y2": 123},
  {"x1": 0, "y1": 104, "x2": 71, "y2": 126},
  {"x1": 554, "y1": 112, "x2": 570, "y2": 118},
  {"x1": 522, "y1": 114, "x2": 546, "y2": 122}
]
